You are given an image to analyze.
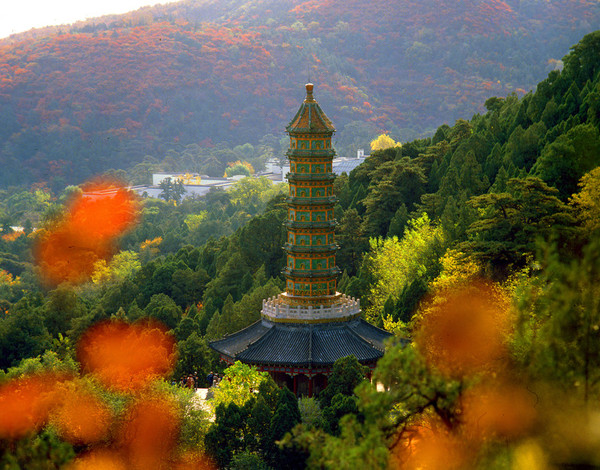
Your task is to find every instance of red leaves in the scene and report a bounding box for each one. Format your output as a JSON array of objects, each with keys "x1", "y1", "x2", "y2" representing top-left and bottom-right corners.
[
  {"x1": 0, "y1": 372, "x2": 71, "y2": 439},
  {"x1": 0, "y1": 318, "x2": 214, "y2": 469},
  {"x1": 34, "y1": 179, "x2": 139, "y2": 286},
  {"x1": 77, "y1": 320, "x2": 177, "y2": 393},
  {"x1": 49, "y1": 382, "x2": 113, "y2": 445}
]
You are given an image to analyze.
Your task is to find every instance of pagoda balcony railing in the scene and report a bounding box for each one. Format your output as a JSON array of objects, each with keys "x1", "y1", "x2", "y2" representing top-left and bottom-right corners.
[
  {"x1": 287, "y1": 149, "x2": 336, "y2": 158},
  {"x1": 285, "y1": 220, "x2": 337, "y2": 229},
  {"x1": 261, "y1": 294, "x2": 361, "y2": 322},
  {"x1": 283, "y1": 243, "x2": 339, "y2": 253},
  {"x1": 282, "y1": 267, "x2": 341, "y2": 278},
  {"x1": 286, "y1": 196, "x2": 337, "y2": 205},
  {"x1": 287, "y1": 172, "x2": 336, "y2": 182}
]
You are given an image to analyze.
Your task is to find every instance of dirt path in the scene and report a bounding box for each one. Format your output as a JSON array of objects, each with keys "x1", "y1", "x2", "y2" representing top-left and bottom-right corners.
[{"x1": 192, "y1": 388, "x2": 214, "y2": 420}]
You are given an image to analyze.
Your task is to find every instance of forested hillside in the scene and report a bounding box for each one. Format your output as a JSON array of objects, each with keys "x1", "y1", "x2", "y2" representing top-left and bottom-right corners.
[
  {"x1": 2, "y1": 29, "x2": 600, "y2": 469},
  {"x1": 0, "y1": 0, "x2": 599, "y2": 187},
  {"x1": 335, "y1": 29, "x2": 600, "y2": 327}
]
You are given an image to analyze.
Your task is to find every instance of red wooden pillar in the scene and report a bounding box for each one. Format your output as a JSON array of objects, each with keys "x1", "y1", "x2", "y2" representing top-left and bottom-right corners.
[
  {"x1": 293, "y1": 375, "x2": 298, "y2": 396},
  {"x1": 308, "y1": 376, "x2": 313, "y2": 397}
]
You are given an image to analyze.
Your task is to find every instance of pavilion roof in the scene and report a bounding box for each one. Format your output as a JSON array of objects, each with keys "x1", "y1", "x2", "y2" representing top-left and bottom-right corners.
[{"x1": 209, "y1": 318, "x2": 393, "y2": 367}]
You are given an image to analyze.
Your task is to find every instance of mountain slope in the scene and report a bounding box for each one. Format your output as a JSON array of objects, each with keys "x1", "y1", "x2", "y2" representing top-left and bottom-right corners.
[{"x1": 0, "y1": 0, "x2": 598, "y2": 187}]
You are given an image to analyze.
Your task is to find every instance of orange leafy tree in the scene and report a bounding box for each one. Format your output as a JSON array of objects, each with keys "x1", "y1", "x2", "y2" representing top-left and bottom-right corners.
[
  {"x1": 34, "y1": 179, "x2": 139, "y2": 286},
  {"x1": 0, "y1": 318, "x2": 214, "y2": 469},
  {"x1": 1, "y1": 178, "x2": 214, "y2": 468}
]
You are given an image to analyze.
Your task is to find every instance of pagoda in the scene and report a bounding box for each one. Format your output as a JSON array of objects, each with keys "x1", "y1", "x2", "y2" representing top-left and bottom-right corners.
[{"x1": 210, "y1": 84, "x2": 391, "y2": 396}]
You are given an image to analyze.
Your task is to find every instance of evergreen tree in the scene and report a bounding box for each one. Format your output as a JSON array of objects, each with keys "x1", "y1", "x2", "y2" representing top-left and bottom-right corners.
[
  {"x1": 387, "y1": 204, "x2": 409, "y2": 238},
  {"x1": 322, "y1": 393, "x2": 360, "y2": 436},
  {"x1": 532, "y1": 123, "x2": 600, "y2": 198},
  {"x1": 318, "y1": 356, "x2": 368, "y2": 408},
  {"x1": 143, "y1": 293, "x2": 182, "y2": 330},
  {"x1": 173, "y1": 332, "x2": 212, "y2": 380},
  {"x1": 462, "y1": 177, "x2": 576, "y2": 278},
  {"x1": 247, "y1": 396, "x2": 274, "y2": 455},
  {"x1": 205, "y1": 403, "x2": 247, "y2": 469},
  {"x1": 158, "y1": 177, "x2": 186, "y2": 204},
  {"x1": 266, "y1": 388, "x2": 305, "y2": 469},
  {"x1": 337, "y1": 208, "x2": 368, "y2": 276}
]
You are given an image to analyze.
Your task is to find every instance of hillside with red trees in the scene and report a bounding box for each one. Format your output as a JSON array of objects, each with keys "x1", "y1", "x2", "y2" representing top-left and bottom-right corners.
[{"x1": 0, "y1": 0, "x2": 598, "y2": 187}]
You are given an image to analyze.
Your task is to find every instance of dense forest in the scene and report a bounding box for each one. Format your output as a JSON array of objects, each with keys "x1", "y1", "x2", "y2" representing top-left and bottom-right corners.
[
  {"x1": 2, "y1": 17, "x2": 600, "y2": 470},
  {"x1": 1, "y1": 0, "x2": 599, "y2": 187}
]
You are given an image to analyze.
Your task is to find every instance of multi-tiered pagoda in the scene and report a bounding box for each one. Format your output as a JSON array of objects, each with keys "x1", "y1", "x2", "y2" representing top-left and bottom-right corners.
[{"x1": 210, "y1": 84, "x2": 391, "y2": 397}]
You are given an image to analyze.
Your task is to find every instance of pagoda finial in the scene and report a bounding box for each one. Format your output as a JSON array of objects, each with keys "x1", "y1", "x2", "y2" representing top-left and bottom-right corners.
[{"x1": 305, "y1": 83, "x2": 314, "y2": 101}]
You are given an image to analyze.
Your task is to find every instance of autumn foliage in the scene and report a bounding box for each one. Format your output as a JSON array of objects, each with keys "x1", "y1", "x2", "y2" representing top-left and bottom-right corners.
[
  {"x1": 390, "y1": 281, "x2": 537, "y2": 469},
  {"x1": 415, "y1": 280, "x2": 512, "y2": 378},
  {"x1": 461, "y1": 381, "x2": 537, "y2": 442},
  {"x1": 0, "y1": 0, "x2": 598, "y2": 187},
  {"x1": 119, "y1": 394, "x2": 181, "y2": 469},
  {"x1": 77, "y1": 319, "x2": 177, "y2": 392},
  {"x1": 34, "y1": 180, "x2": 139, "y2": 286},
  {"x1": 392, "y1": 418, "x2": 470, "y2": 470},
  {"x1": 0, "y1": 372, "x2": 71, "y2": 439},
  {"x1": 49, "y1": 381, "x2": 113, "y2": 445},
  {"x1": 0, "y1": 318, "x2": 213, "y2": 469}
]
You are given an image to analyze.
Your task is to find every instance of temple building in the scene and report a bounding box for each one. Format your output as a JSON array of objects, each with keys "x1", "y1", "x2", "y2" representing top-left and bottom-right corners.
[{"x1": 209, "y1": 84, "x2": 391, "y2": 396}]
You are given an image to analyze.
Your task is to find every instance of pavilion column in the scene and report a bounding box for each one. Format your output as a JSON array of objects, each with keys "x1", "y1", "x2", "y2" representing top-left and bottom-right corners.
[
  {"x1": 308, "y1": 376, "x2": 313, "y2": 397},
  {"x1": 293, "y1": 375, "x2": 298, "y2": 396}
]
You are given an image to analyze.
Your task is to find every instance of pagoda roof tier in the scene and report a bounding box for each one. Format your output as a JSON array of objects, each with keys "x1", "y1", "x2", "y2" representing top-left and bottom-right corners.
[
  {"x1": 283, "y1": 267, "x2": 341, "y2": 278},
  {"x1": 287, "y1": 149, "x2": 337, "y2": 158},
  {"x1": 287, "y1": 196, "x2": 337, "y2": 205},
  {"x1": 285, "y1": 220, "x2": 337, "y2": 229},
  {"x1": 283, "y1": 243, "x2": 339, "y2": 253},
  {"x1": 209, "y1": 317, "x2": 393, "y2": 367},
  {"x1": 287, "y1": 173, "x2": 336, "y2": 182},
  {"x1": 286, "y1": 84, "x2": 336, "y2": 135}
]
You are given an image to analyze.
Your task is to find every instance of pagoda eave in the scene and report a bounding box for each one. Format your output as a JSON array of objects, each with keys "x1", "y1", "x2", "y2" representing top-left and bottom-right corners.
[
  {"x1": 287, "y1": 149, "x2": 336, "y2": 157},
  {"x1": 284, "y1": 221, "x2": 337, "y2": 229},
  {"x1": 286, "y1": 173, "x2": 336, "y2": 182},
  {"x1": 283, "y1": 243, "x2": 339, "y2": 253},
  {"x1": 287, "y1": 196, "x2": 337, "y2": 205},
  {"x1": 209, "y1": 317, "x2": 394, "y2": 367},
  {"x1": 283, "y1": 267, "x2": 340, "y2": 277}
]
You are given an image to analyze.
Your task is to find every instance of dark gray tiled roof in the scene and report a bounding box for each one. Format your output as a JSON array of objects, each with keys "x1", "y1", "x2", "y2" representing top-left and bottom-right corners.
[
  {"x1": 311, "y1": 324, "x2": 383, "y2": 364},
  {"x1": 350, "y1": 320, "x2": 393, "y2": 348},
  {"x1": 238, "y1": 325, "x2": 311, "y2": 365},
  {"x1": 209, "y1": 321, "x2": 272, "y2": 358},
  {"x1": 209, "y1": 318, "x2": 392, "y2": 366}
]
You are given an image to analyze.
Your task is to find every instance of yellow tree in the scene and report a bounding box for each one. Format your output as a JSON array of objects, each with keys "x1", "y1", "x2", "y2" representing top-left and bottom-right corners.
[
  {"x1": 370, "y1": 134, "x2": 401, "y2": 152},
  {"x1": 429, "y1": 249, "x2": 482, "y2": 292},
  {"x1": 0, "y1": 269, "x2": 20, "y2": 302},
  {"x1": 91, "y1": 250, "x2": 141, "y2": 284},
  {"x1": 228, "y1": 176, "x2": 272, "y2": 205},
  {"x1": 570, "y1": 166, "x2": 600, "y2": 236},
  {"x1": 364, "y1": 214, "x2": 444, "y2": 326},
  {"x1": 224, "y1": 160, "x2": 255, "y2": 178},
  {"x1": 209, "y1": 361, "x2": 269, "y2": 410},
  {"x1": 184, "y1": 212, "x2": 208, "y2": 232}
]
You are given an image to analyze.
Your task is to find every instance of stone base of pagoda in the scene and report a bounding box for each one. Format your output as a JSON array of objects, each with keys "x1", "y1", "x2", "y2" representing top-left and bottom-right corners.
[{"x1": 261, "y1": 292, "x2": 360, "y2": 323}]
